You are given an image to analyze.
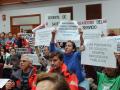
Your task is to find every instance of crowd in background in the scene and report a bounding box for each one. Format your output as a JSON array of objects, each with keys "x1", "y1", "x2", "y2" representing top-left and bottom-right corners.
[{"x1": 0, "y1": 27, "x2": 120, "y2": 90}]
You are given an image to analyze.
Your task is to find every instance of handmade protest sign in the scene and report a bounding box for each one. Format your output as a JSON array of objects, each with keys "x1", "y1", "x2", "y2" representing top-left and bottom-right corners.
[
  {"x1": 81, "y1": 38, "x2": 117, "y2": 68},
  {"x1": 15, "y1": 48, "x2": 29, "y2": 55},
  {"x1": 35, "y1": 28, "x2": 52, "y2": 46},
  {"x1": 56, "y1": 21, "x2": 79, "y2": 42},
  {"x1": 105, "y1": 36, "x2": 120, "y2": 52},
  {"x1": 78, "y1": 19, "x2": 107, "y2": 40},
  {"x1": 45, "y1": 13, "x2": 70, "y2": 27}
]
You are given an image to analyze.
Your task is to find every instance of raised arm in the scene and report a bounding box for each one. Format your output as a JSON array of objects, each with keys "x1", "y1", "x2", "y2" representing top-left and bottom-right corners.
[
  {"x1": 78, "y1": 28, "x2": 85, "y2": 52},
  {"x1": 50, "y1": 29, "x2": 57, "y2": 52},
  {"x1": 51, "y1": 29, "x2": 56, "y2": 43}
]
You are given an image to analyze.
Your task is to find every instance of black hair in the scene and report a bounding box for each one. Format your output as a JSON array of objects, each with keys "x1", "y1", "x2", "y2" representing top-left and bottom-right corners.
[{"x1": 66, "y1": 40, "x2": 77, "y2": 52}]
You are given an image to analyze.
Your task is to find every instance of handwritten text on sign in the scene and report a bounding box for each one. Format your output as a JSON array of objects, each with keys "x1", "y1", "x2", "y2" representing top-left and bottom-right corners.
[
  {"x1": 45, "y1": 13, "x2": 70, "y2": 27},
  {"x1": 81, "y1": 38, "x2": 117, "y2": 68},
  {"x1": 35, "y1": 28, "x2": 52, "y2": 46},
  {"x1": 56, "y1": 21, "x2": 79, "y2": 41},
  {"x1": 78, "y1": 19, "x2": 107, "y2": 39}
]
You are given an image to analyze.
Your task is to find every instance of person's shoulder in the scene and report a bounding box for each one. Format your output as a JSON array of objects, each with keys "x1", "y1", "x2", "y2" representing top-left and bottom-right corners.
[
  {"x1": 11, "y1": 69, "x2": 22, "y2": 79},
  {"x1": 73, "y1": 51, "x2": 81, "y2": 57},
  {"x1": 75, "y1": 51, "x2": 81, "y2": 54}
]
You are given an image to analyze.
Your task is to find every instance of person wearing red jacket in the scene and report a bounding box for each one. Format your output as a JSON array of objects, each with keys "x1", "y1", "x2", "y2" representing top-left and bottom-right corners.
[
  {"x1": 5, "y1": 54, "x2": 37, "y2": 90},
  {"x1": 49, "y1": 51, "x2": 84, "y2": 90}
]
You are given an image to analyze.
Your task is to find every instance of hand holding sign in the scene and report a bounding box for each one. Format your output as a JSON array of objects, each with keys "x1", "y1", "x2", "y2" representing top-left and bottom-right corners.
[
  {"x1": 51, "y1": 27, "x2": 57, "y2": 42},
  {"x1": 78, "y1": 28, "x2": 83, "y2": 35},
  {"x1": 51, "y1": 28, "x2": 57, "y2": 36}
]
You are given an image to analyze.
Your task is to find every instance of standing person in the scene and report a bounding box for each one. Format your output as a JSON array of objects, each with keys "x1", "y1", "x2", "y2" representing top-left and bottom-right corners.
[
  {"x1": 5, "y1": 54, "x2": 37, "y2": 90},
  {"x1": 50, "y1": 28, "x2": 85, "y2": 83}
]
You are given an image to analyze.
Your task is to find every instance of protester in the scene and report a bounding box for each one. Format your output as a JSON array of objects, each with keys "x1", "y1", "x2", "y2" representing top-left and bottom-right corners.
[
  {"x1": 97, "y1": 66, "x2": 120, "y2": 90},
  {"x1": 5, "y1": 54, "x2": 37, "y2": 90},
  {"x1": 50, "y1": 28, "x2": 85, "y2": 83}
]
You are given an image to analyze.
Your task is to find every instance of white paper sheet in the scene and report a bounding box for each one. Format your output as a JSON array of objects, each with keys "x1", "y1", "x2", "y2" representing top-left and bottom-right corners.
[{"x1": 0, "y1": 79, "x2": 9, "y2": 88}]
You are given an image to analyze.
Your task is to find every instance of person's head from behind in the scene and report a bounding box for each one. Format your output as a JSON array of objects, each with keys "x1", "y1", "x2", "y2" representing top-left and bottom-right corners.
[
  {"x1": 65, "y1": 40, "x2": 76, "y2": 54},
  {"x1": 20, "y1": 54, "x2": 33, "y2": 72},
  {"x1": 36, "y1": 72, "x2": 70, "y2": 90},
  {"x1": 50, "y1": 52, "x2": 63, "y2": 71}
]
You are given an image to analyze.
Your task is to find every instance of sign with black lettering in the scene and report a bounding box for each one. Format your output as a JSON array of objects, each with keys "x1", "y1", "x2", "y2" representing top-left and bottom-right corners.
[
  {"x1": 81, "y1": 38, "x2": 117, "y2": 68},
  {"x1": 16, "y1": 48, "x2": 30, "y2": 55},
  {"x1": 78, "y1": 19, "x2": 107, "y2": 40},
  {"x1": 35, "y1": 28, "x2": 52, "y2": 46},
  {"x1": 105, "y1": 36, "x2": 120, "y2": 52},
  {"x1": 45, "y1": 13, "x2": 70, "y2": 27},
  {"x1": 56, "y1": 21, "x2": 79, "y2": 41}
]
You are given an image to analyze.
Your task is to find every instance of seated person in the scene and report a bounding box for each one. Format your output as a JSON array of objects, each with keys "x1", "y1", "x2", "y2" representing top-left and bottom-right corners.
[{"x1": 5, "y1": 54, "x2": 37, "y2": 90}]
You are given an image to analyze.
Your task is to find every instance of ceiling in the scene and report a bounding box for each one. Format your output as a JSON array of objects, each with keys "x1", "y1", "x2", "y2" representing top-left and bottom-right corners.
[
  {"x1": 0, "y1": 0, "x2": 50, "y2": 5},
  {"x1": 0, "y1": 0, "x2": 107, "y2": 6}
]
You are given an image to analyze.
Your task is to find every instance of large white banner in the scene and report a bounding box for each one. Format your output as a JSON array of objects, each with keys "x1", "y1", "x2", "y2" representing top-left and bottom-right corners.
[
  {"x1": 45, "y1": 13, "x2": 70, "y2": 27},
  {"x1": 78, "y1": 19, "x2": 107, "y2": 40},
  {"x1": 81, "y1": 38, "x2": 117, "y2": 68},
  {"x1": 35, "y1": 28, "x2": 52, "y2": 46},
  {"x1": 56, "y1": 21, "x2": 79, "y2": 41}
]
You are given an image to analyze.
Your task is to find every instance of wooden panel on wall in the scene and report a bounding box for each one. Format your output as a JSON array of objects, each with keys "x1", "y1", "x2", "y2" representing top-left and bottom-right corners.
[
  {"x1": 0, "y1": 0, "x2": 21, "y2": 5},
  {"x1": 59, "y1": 6, "x2": 73, "y2": 20},
  {"x1": 10, "y1": 14, "x2": 41, "y2": 34},
  {"x1": 86, "y1": 4, "x2": 102, "y2": 20},
  {"x1": 11, "y1": 26, "x2": 20, "y2": 35}
]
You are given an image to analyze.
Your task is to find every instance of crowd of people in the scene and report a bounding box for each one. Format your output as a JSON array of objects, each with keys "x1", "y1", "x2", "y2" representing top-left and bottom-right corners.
[{"x1": 0, "y1": 25, "x2": 120, "y2": 90}]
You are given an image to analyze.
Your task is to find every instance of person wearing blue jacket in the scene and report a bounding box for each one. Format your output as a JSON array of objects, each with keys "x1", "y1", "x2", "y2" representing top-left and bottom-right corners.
[{"x1": 50, "y1": 29, "x2": 85, "y2": 83}]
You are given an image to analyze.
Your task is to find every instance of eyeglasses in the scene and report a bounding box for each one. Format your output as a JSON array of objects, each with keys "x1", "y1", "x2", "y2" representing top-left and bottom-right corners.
[{"x1": 20, "y1": 60, "x2": 28, "y2": 62}]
